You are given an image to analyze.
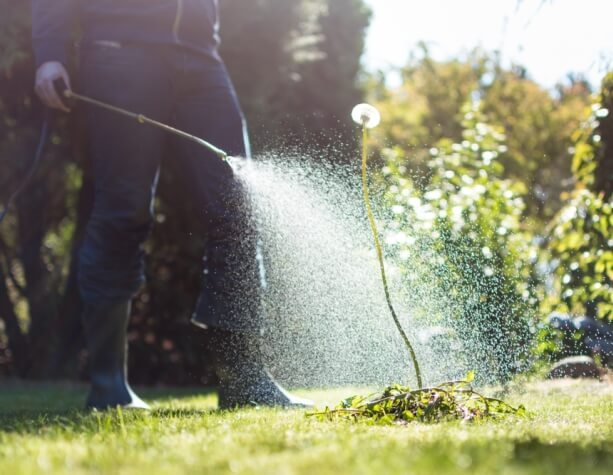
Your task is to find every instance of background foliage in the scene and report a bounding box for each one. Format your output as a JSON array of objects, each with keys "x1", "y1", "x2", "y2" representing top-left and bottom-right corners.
[
  {"x1": 368, "y1": 50, "x2": 591, "y2": 221},
  {"x1": 546, "y1": 74, "x2": 613, "y2": 322}
]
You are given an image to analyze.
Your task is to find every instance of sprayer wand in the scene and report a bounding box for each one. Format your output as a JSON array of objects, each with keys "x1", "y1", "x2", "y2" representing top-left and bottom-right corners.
[
  {"x1": 53, "y1": 79, "x2": 228, "y2": 161},
  {"x1": 0, "y1": 81, "x2": 229, "y2": 224},
  {"x1": 353, "y1": 103, "x2": 423, "y2": 389}
]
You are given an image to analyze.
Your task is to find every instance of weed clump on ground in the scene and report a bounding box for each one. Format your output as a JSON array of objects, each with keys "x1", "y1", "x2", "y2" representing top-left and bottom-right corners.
[{"x1": 309, "y1": 372, "x2": 526, "y2": 425}]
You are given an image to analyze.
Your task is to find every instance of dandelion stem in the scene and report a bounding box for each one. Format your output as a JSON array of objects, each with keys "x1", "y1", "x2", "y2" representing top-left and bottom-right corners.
[{"x1": 361, "y1": 125, "x2": 423, "y2": 389}]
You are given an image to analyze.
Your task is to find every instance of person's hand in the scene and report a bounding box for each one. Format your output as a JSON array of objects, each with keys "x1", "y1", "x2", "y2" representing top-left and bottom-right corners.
[{"x1": 35, "y1": 61, "x2": 71, "y2": 112}]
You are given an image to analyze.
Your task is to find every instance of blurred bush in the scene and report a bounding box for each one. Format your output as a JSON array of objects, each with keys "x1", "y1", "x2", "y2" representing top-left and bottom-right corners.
[
  {"x1": 546, "y1": 74, "x2": 613, "y2": 323},
  {"x1": 381, "y1": 104, "x2": 538, "y2": 382}
]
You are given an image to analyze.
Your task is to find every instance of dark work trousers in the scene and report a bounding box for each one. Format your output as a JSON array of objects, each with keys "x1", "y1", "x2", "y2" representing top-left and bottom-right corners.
[{"x1": 78, "y1": 42, "x2": 262, "y2": 331}]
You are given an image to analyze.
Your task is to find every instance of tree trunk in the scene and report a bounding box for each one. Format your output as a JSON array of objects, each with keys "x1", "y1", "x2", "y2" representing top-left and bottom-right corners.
[
  {"x1": 594, "y1": 75, "x2": 612, "y2": 200},
  {"x1": 0, "y1": 267, "x2": 31, "y2": 376},
  {"x1": 47, "y1": 169, "x2": 94, "y2": 378},
  {"x1": 16, "y1": 179, "x2": 60, "y2": 379}
]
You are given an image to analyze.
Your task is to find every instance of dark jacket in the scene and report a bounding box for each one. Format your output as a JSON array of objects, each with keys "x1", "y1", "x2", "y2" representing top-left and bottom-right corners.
[{"x1": 31, "y1": 0, "x2": 221, "y2": 67}]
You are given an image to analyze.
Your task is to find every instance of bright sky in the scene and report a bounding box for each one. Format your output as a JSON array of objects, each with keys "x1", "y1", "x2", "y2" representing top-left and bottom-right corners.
[{"x1": 364, "y1": 0, "x2": 613, "y2": 89}]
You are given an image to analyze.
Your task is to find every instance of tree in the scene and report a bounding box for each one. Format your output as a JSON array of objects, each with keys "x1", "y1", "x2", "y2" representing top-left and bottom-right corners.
[
  {"x1": 218, "y1": 0, "x2": 302, "y2": 147},
  {"x1": 367, "y1": 51, "x2": 591, "y2": 221},
  {"x1": 221, "y1": 0, "x2": 371, "y2": 153},
  {"x1": 0, "y1": 0, "x2": 85, "y2": 378},
  {"x1": 284, "y1": 0, "x2": 371, "y2": 151},
  {"x1": 547, "y1": 73, "x2": 613, "y2": 322},
  {"x1": 482, "y1": 68, "x2": 590, "y2": 219},
  {"x1": 368, "y1": 48, "x2": 486, "y2": 174}
]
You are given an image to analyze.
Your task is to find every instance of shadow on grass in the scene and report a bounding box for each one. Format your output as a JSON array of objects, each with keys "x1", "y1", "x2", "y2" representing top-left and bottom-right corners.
[
  {"x1": 512, "y1": 439, "x2": 613, "y2": 471},
  {"x1": 0, "y1": 407, "x2": 219, "y2": 435},
  {"x1": 0, "y1": 382, "x2": 219, "y2": 434}
]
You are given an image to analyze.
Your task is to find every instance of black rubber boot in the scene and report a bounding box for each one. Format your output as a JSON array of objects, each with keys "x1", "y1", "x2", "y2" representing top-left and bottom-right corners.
[
  {"x1": 191, "y1": 174, "x2": 265, "y2": 332},
  {"x1": 82, "y1": 300, "x2": 150, "y2": 410},
  {"x1": 208, "y1": 329, "x2": 313, "y2": 410}
]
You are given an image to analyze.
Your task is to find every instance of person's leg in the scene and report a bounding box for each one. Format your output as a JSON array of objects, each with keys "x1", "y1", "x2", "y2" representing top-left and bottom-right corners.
[
  {"x1": 171, "y1": 51, "x2": 311, "y2": 408},
  {"x1": 78, "y1": 43, "x2": 171, "y2": 409},
  {"x1": 169, "y1": 53, "x2": 257, "y2": 331}
]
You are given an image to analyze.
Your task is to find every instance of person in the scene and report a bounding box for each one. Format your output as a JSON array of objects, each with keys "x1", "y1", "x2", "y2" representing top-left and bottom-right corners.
[{"x1": 32, "y1": 0, "x2": 311, "y2": 410}]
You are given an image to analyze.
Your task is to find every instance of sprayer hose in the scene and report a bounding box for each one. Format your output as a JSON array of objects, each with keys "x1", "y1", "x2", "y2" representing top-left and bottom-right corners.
[
  {"x1": 361, "y1": 126, "x2": 423, "y2": 389},
  {"x1": 0, "y1": 115, "x2": 49, "y2": 223}
]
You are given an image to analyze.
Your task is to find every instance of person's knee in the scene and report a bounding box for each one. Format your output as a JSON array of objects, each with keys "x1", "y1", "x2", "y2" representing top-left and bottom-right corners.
[
  {"x1": 77, "y1": 192, "x2": 154, "y2": 301},
  {"x1": 90, "y1": 205, "x2": 152, "y2": 249}
]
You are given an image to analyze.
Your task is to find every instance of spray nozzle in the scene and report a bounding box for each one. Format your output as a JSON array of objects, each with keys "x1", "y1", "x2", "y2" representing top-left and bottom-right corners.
[{"x1": 352, "y1": 103, "x2": 381, "y2": 129}]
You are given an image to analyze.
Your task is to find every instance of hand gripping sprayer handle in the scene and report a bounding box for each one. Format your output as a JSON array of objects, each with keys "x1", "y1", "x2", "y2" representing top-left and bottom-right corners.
[{"x1": 52, "y1": 78, "x2": 229, "y2": 161}]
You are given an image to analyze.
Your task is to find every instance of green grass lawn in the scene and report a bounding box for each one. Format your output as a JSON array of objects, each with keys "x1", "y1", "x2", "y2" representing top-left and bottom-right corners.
[{"x1": 0, "y1": 379, "x2": 611, "y2": 475}]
